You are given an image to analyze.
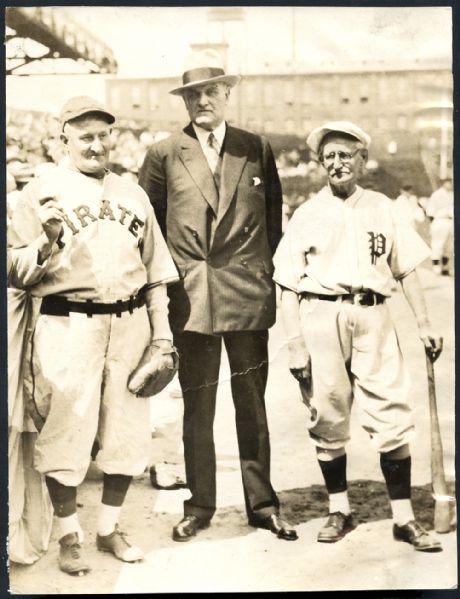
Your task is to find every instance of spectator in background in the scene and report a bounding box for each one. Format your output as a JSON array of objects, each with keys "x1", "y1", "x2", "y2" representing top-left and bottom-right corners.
[
  {"x1": 393, "y1": 185, "x2": 425, "y2": 230},
  {"x1": 425, "y1": 178, "x2": 454, "y2": 276}
]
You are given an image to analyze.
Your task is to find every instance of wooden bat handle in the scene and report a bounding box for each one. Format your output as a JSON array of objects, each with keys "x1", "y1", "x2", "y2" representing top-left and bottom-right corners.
[{"x1": 426, "y1": 356, "x2": 451, "y2": 533}]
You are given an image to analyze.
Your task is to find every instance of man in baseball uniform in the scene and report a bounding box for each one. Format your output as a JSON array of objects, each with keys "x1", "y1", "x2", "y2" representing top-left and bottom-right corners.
[
  {"x1": 425, "y1": 178, "x2": 453, "y2": 275},
  {"x1": 8, "y1": 96, "x2": 179, "y2": 575},
  {"x1": 273, "y1": 121, "x2": 443, "y2": 552}
]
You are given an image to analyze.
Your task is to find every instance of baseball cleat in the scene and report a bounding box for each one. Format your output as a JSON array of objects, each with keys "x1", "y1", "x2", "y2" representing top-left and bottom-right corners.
[
  {"x1": 317, "y1": 512, "x2": 355, "y2": 543},
  {"x1": 393, "y1": 520, "x2": 443, "y2": 552},
  {"x1": 96, "y1": 525, "x2": 145, "y2": 562},
  {"x1": 58, "y1": 532, "x2": 91, "y2": 576}
]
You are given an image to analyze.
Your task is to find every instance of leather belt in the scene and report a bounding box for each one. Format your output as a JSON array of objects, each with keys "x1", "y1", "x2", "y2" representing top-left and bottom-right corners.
[
  {"x1": 40, "y1": 292, "x2": 146, "y2": 318},
  {"x1": 300, "y1": 291, "x2": 385, "y2": 306}
]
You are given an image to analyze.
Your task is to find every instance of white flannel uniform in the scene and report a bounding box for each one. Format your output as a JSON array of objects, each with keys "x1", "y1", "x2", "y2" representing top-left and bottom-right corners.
[
  {"x1": 9, "y1": 164, "x2": 179, "y2": 486},
  {"x1": 425, "y1": 187, "x2": 454, "y2": 261},
  {"x1": 273, "y1": 185, "x2": 430, "y2": 453}
]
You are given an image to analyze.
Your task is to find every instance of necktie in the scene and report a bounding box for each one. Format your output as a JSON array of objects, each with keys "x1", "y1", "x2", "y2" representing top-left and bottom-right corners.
[{"x1": 207, "y1": 132, "x2": 220, "y2": 173}]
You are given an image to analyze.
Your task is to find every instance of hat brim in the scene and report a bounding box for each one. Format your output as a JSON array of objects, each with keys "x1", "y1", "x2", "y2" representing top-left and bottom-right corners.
[
  {"x1": 63, "y1": 109, "x2": 115, "y2": 127},
  {"x1": 307, "y1": 123, "x2": 371, "y2": 155},
  {"x1": 170, "y1": 74, "x2": 241, "y2": 96}
]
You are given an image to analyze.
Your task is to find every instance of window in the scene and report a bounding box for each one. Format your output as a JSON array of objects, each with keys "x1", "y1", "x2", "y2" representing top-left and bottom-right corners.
[
  {"x1": 360, "y1": 97, "x2": 369, "y2": 103},
  {"x1": 322, "y1": 79, "x2": 333, "y2": 106},
  {"x1": 264, "y1": 83, "x2": 273, "y2": 107},
  {"x1": 110, "y1": 86, "x2": 120, "y2": 110},
  {"x1": 396, "y1": 77, "x2": 407, "y2": 99},
  {"x1": 302, "y1": 80, "x2": 312, "y2": 104},
  {"x1": 341, "y1": 98, "x2": 350, "y2": 104},
  {"x1": 246, "y1": 82, "x2": 257, "y2": 107},
  {"x1": 285, "y1": 119, "x2": 295, "y2": 133},
  {"x1": 148, "y1": 86, "x2": 159, "y2": 111},
  {"x1": 284, "y1": 81, "x2": 295, "y2": 105},
  {"x1": 131, "y1": 86, "x2": 141, "y2": 108},
  {"x1": 377, "y1": 78, "x2": 387, "y2": 101},
  {"x1": 378, "y1": 115, "x2": 388, "y2": 130},
  {"x1": 339, "y1": 79, "x2": 350, "y2": 104}
]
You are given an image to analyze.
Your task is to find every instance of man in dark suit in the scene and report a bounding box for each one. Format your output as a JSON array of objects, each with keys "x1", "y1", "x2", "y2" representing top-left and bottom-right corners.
[{"x1": 139, "y1": 54, "x2": 297, "y2": 542}]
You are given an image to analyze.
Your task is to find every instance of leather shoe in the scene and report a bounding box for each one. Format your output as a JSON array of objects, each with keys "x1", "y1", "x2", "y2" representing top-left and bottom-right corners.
[
  {"x1": 172, "y1": 515, "x2": 210, "y2": 542},
  {"x1": 317, "y1": 512, "x2": 355, "y2": 543},
  {"x1": 58, "y1": 532, "x2": 91, "y2": 576},
  {"x1": 393, "y1": 520, "x2": 442, "y2": 552},
  {"x1": 249, "y1": 514, "x2": 298, "y2": 541}
]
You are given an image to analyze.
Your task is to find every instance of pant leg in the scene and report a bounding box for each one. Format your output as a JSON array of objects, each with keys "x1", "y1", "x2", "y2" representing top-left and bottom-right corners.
[
  {"x1": 96, "y1": 306, "x2": 151, "y2": 477},
  {"x1": 224, "y1": 330, "x2": 279, "y2": 521},
  {"x1": 32, "y1": 313, "x2": 107, "y2": 486},
  {"x1": 174, "y1": 331, "x2": 222, "y2": 520},
  {"x1": 299, "y1": 298, "x2": 354, "y2": 450},
  {"x1": 350, "y1": 303, "x2": 414, "y2": 453},
  {"x1": 430, "y1": 218, "x2": 452, "y2": 261}
]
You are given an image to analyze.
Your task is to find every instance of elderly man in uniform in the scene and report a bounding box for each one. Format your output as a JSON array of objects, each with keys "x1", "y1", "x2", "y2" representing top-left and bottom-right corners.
[
  {"x1": 273, "y1": 121, "x2": 443, "y2": 551},
  {"x1": 8, "y1": 96, "x2": 179, "y2": 575},
  {"x1": 425, "y1": 178, "x2": 454, "y2": 275},
  {"x1": 139, "y1": 53, "x2": 297, "y2": 542}
]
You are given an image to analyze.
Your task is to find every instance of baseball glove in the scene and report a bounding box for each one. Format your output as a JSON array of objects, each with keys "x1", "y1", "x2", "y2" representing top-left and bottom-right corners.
[{"x1": 127, "y1": 341, "x2": 179, "y2": 397}]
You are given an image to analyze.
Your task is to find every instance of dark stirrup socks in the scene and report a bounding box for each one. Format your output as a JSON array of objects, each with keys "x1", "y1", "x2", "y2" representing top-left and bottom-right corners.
[
  {"x1": 318, "y1": 454, "x2": 348, "y2": 494},
  {"x1": 380, "y1": 454, "x2": 411, "y2": 500},
  {"x1": 101, "y1": 473, "x2": 133, "y2": 507},
  {"x1": 45, "y1": 476, "x2": 77, "y2": 517}
]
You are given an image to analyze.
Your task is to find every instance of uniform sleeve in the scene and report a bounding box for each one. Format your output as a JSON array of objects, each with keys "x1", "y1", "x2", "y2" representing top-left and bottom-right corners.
[
  {"x1": 262, "y1": 137, "x2": 283, "y2": 255},
  {"x1": 140, "y1": 193, "x2": 179, "y2": 289},
  {"x1": 7, "y1": 180, "x2": 56, "y2": 289},
  {"x1": 388, "y1": 205, "x2": 431, "y2": 279},
  {"x1": 273, "y1": 209, "x2": 307, "y2": 292},
  {"x1": 138, "y1": 144, "x2": 168, "y2": 239}
]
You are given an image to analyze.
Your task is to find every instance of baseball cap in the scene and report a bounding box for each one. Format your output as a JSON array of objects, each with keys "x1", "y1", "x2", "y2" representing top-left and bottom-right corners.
[
  {"x1": 307, "y1": 121, "x2": 371, "y2": 155},
  {"x1": 59, "y1": 96, "x2": 115, "y2": 128}
]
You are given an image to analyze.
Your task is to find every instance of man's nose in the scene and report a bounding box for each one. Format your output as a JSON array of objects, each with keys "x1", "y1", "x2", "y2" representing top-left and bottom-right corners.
[
  {"x1": 197, "y1": 92, "x2": 209, "y2": 106},
  {"x1": 332, "y1": 153, "x2": 342, "y2": 168},
  {"x1": 90, "y1": 137, "x2": 104, "y2": 153}
]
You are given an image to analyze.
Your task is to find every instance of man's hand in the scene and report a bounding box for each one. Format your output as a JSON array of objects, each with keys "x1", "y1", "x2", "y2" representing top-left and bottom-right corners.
[
  {"x1": 419, "y1": 325, "x2": 443, "y2": 362},
  {"x1": 288, "y1": 335, "x2": 311, "y2": 381},
  {"x1": 38, "y1": 196, "x2": 64, "y2": 244}
]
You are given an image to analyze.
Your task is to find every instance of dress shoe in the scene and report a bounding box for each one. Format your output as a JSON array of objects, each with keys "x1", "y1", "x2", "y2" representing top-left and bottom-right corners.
[
  {"x1": 393, "y1": 520, "x2": 443, "y2": 552},
  {"x1": 58, "y1": 532, "x2": 91, "y2": 576},
  {"x1": 317, "y1": 512, "x2": 355, "y2": 543},
  {"x1": 249, "y1": 514, "x2": 298, "y2": 541},
  {"x1": 97, "y1": 524, "x2": 144, "y2": 562},
  {"x1": 172, "y1": 515, "x2": 210, "y2": 542}
]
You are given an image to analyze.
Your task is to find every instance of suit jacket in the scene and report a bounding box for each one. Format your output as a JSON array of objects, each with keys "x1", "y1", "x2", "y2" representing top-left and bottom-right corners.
[{"x1": 139, "y1": 122, "x2": 282, "y2": 335}]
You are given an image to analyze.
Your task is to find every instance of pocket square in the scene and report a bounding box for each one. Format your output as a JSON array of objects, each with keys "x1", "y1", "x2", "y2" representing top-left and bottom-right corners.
[{"x1": 252, "y1": 177, "x2": 262, "y2": 186}]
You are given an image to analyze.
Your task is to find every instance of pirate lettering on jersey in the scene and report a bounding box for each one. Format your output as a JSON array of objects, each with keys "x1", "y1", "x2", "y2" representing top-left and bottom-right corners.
[
  {"x1": 57, "y1": 202, "x2": 145, "y2": 240},
  {"x1": 368, "y1": 232, "x2": 386, "y2": 265}
]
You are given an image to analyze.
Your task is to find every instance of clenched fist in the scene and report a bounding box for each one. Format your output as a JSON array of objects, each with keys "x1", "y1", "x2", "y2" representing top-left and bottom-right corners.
[{"x1": 38, "y1": 196, "x2": 64, "y2": 244}]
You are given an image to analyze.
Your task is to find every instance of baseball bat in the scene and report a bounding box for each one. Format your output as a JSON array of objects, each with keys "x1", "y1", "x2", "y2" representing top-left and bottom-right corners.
[{"x1": 426, "y1": 355, "x2": 451, "y2": 533}]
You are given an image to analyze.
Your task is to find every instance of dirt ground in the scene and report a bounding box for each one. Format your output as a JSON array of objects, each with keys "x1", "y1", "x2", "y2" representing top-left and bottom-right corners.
[{"x1": 8, "y1": 266, "x2": 457, "y2": 594}]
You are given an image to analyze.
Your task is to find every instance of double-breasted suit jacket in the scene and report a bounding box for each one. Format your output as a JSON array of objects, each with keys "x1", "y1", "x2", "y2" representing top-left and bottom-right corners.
[
  {"x1": 139, "y1": 122, "x2": 283, "y2": 522},
  {"x1": 139, "y1": 123, "x2": 283, "y2": 334}
]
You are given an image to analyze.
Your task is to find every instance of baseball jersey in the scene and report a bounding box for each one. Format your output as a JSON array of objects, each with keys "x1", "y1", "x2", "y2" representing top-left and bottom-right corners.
[
  {"x1": 273, "y1": 185, "x2": 430, "y2": 297},
  {"x1": 9, "y1": 163, "x2": 179, "y2": 301},
  {"x1": 425, "y1": 187, "x2": 453, "y2": 219}
]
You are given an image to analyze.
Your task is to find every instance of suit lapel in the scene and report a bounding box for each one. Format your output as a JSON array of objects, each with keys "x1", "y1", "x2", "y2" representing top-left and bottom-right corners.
[
  {"x1": 217, "y1": 126, "x2": 248, "y2": 225},
  {"x1": 179, "y1": 124, "x2": 219, "y2": 216}
]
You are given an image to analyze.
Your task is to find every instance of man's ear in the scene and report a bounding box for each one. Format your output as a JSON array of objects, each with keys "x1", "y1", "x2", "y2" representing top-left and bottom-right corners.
[
  {"x1": 360, "y1": 149, "x2": 369, "y2": 162},
  {"x1": 60, "y1": 133, "x2": 68, "y2": 145}
]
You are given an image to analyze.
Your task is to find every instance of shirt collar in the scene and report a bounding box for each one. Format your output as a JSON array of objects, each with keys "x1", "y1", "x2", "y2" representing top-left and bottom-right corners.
[{"x1": 192, "y1": 120, "x2": 226, "y2": 152}]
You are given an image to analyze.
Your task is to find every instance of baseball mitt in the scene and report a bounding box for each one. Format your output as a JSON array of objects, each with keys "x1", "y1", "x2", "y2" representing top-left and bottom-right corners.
[{"x1": 127, "y1": 341, "x2": 179, "y2": 397}]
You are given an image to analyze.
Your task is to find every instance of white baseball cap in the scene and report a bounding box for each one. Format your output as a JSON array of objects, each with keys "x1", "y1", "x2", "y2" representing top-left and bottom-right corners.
[{"x1": 307, "y1": 121, "x2": 371, "y2": 155}]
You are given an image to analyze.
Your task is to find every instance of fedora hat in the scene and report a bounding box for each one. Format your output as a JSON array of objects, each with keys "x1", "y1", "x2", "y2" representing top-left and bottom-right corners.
[{"x1": 170, "y1": 49, "x2": 241, "y2": 96}]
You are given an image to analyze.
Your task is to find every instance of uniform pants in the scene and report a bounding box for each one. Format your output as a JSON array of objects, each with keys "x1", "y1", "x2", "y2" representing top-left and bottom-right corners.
[
  {"x1": 299, "y1": 298, "x2": 414, "y2": 453},
  {"x1": 174, "y1": 330, "x2": 279, "y2": 522},
  {"x1": 31, "y1": 307, "x2": 151, "y2": 486},
  {"x1": 430, "y1": 217, "x2": 453, "y2": 261}
]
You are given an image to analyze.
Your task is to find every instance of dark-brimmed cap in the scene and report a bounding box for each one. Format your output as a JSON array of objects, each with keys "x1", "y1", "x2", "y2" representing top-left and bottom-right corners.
[{"x1": 60, "y1": 96, "x2": 115, "y2": 128}]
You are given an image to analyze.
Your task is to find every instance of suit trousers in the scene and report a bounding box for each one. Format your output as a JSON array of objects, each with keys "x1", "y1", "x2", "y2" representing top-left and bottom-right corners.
[{"x1": 174, "y1": 330, "x2": 280, "y2": 522}]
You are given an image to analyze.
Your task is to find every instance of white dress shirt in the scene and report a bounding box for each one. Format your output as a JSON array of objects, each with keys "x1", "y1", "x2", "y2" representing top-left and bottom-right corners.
[{"x1": 193, "y1": 121, "x2": 226, "y2": 173}]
